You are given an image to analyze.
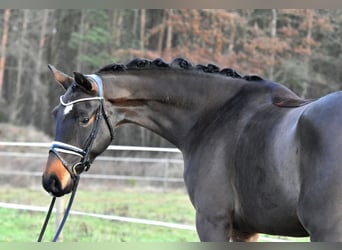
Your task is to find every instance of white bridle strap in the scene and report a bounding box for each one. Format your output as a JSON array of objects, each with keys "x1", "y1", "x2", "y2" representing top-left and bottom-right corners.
[
  {"x1": 59, "y1": 74, "x2": 104, "y2": 106},
  {"x1": 59, "y1": 96, "x2": 104, "y2": 106},
  {"x1": 53, "y1": 148, "x2": 84, "y2": 158},
  {"x1": 51, "y1": 141, "x2": 85, "y2": 158}
]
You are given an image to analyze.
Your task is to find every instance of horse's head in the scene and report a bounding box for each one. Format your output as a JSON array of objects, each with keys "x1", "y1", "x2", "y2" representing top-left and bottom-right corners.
[{"x1": 42, "y1": 65, "x2": 113, "y2": 197}]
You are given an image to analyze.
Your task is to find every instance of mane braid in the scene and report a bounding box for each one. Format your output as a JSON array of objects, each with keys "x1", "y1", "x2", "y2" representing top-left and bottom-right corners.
[{"x1": 96, "y1": 57, "x2": 264, "y2": 81}]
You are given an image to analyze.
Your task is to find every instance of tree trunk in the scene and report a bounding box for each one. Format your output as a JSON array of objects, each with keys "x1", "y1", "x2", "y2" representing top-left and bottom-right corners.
[
  {"x1": 157, "y1": 10, "x2": 166, "y2": 54},
  {"x1": 30, "y1": 9, "x2": 50, "y2": 126},
  {"x1": 0, "y1": 9, "x2": 11, "y2": 99},
  {"x1": 269, "y1": 9, "x2": 277, "y2": 80},
  {"x1": 165, "y1": 9, "x2": 173, "y2": 58},
  {"x1": 10, "y1": 10, "x2": 28, "y2": 123},
  {"x1": 112, "y1": 9, "x2": 123, "y2": 48},
  {"x1": 228, "y1": 19, "x2": 236, "y2": 55},
  {"x1": 301, "y1": 9, "x2": 313, "y2": 97},
  {"x1": 140, "y1": 9, "x2": 146, "y2": 50},
  {"x1": 132, "y1": 9, "x2": 138, "y2": 48},
  {"x1": 76, "y1": 9, "x2": 86, "y2": 72}
]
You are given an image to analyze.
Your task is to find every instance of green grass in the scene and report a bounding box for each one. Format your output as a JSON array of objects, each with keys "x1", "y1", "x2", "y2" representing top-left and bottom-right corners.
[
  {"x1": 0, "y1": 208, "x2": 198, "y2": 242},
  {"x1": 0, "y1": 187, "x2": 198, "y2": 242},
  {"x1": 0, "y1": 187, "x2": 309, "y2": 242}
]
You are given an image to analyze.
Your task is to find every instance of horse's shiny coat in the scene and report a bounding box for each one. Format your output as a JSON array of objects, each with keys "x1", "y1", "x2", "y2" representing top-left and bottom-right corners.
[{"x1": 43, "y1": 58, "x2": 342, "y2": 241}]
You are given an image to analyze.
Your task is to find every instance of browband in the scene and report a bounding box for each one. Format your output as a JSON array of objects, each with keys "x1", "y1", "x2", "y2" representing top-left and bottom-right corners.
[{"x1": 59, "y1": 74, "x2": 104, "y2": 106}]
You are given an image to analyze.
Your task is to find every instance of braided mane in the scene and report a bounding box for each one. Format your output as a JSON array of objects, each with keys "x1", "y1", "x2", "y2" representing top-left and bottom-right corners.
[
  {"x1": 96, "y1": 57, "x2": 313, "y2": 108},
  {"x1": 96, "y1": 57, "x2": 264, "y2": 82}
]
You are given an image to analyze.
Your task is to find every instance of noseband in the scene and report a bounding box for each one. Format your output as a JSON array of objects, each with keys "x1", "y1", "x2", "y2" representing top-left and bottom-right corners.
[{"x1": 49, "y1": 74, "x2": 114, "y2": 180}]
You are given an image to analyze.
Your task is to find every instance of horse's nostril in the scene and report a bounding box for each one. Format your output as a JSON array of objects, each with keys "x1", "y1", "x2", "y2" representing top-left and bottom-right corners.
[
  {"x1": 43, "y1": 175, "x2": 62, "y2": 195},
  {"x1": 50, "y1": 178, "x2": 59, "y2": 193}
]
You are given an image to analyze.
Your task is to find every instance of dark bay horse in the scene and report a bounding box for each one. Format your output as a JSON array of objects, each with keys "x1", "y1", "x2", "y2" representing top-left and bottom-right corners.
[{"x1": 42, "y1": 58, "x2": 342, "y2": 242}]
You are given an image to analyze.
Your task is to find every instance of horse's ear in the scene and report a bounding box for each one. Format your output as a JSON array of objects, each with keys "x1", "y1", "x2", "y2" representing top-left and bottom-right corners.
[
  {"x1": 73, "y1": 72, "x2": 98, "y2": 93},
  {"x1": 48, "y1": 64, "x2": 73, "y2": 90}
]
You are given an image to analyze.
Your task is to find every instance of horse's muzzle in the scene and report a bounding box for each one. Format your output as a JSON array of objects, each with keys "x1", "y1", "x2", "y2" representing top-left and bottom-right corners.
[{"x1": 42, "y1": 153, "x2": 74, "y2": 197}]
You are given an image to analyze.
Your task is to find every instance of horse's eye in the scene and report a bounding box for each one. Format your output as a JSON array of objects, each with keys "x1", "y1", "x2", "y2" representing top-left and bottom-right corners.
[{"x1": 79, "y1": 117, "x2": 90, "y2": 126}]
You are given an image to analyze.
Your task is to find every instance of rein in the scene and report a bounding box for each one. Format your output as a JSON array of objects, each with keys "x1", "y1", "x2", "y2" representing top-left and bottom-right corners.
[
  {"x1": 38, "y1": 74, "x2": 113, "y2": 242},
  {"x1": 37, "y1": 176, "x2": 79, "y2": 242}
]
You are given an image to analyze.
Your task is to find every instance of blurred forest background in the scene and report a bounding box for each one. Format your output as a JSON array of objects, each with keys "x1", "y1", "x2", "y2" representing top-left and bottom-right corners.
[{"x1": 0, "y1": 9, "x2": 341, "y2": 147}]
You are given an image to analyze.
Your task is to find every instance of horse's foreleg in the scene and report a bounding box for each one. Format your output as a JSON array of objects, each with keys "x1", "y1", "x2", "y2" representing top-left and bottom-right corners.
[
  {"x1": 195, "y1": 213, "x2": 259, "y2": 242},
  {"x1": 185, "y1": 158, "x2": 234, "y2": 241},
  {"x1": 297, "y1": 192, "x2": 342, "y2": 242},
  {"x1": 196, "y1": 211, "x2": 232, "y2": 241},
  {"x1": 231, "y1": 230, "x2": 259, "y2": 242},
  {"x1": 297, "y1": 173, "x2": 342, "y2": 242}
]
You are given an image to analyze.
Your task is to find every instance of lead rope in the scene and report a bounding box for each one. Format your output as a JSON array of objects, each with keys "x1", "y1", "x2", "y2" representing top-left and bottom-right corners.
[{"x1": 37, "y1": 175, "x2": 80, "y2": 242}]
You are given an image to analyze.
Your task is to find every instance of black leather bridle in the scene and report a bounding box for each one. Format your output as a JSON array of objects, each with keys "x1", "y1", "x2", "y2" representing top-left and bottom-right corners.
[
  {"x1": 49, "y1": 74, "x2": 114, "y2": 180},
  {"x1": 38, "y1": 74, "x2": 113, "y2": 242}
]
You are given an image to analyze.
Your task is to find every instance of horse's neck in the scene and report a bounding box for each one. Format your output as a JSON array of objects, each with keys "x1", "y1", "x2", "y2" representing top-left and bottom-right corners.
[{"x1": 101, "y1": 70, "x2": 246, "y2": 149}]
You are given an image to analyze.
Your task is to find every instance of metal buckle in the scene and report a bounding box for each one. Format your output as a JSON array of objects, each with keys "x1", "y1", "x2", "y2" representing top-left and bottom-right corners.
[{"x1": 72, "y1": 162, "x2": 84, "y2": 176}]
